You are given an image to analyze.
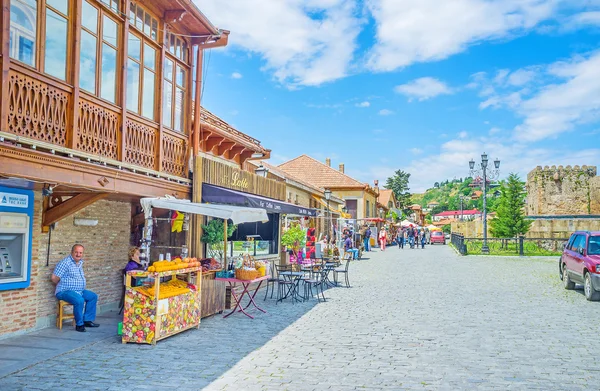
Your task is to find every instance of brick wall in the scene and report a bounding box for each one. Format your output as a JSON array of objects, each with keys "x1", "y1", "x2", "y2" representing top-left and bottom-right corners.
[{"x1": 0, "y1": 193, "x2": 131, "y2": 337}]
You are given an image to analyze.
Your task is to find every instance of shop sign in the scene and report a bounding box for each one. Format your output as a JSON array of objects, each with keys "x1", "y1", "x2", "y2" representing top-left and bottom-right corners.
[
  {"x1": 0, "y1": 192, "x2": 28, "y2": 208},
  {"x1": 224, "y1": 171, "x2": 250, "y2": 190}
]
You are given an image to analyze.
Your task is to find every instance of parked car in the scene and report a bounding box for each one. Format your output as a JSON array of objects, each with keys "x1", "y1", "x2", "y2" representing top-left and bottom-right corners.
[
  {"x1": 430, "y1": 231, "x2": 446, "y2": 245},
  {"x1": 559, "y1": 231, "x2": 600, "y2": 301}
]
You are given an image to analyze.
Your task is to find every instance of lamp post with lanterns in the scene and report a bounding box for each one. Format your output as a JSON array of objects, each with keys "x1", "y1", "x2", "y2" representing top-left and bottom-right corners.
[
  {"x1": 469, "y1": 153, "x2": 500, "y2": 254},
  {"x1": 324, "y1": 189, "x2": 332, "y2": 243}
]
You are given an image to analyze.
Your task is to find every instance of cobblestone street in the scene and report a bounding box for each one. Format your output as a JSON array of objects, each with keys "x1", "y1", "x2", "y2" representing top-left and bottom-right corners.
[{"x1": 2, "y1": 245, "x2": 600, "y2": 390}]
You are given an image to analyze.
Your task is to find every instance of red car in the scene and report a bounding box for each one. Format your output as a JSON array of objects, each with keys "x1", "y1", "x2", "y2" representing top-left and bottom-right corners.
[
  {"x1": 430, "y1": 231, "x2": 446, "y2": 244},
  {"x1": 560, "y1": 231, "x2": 600, "y2": 301}
]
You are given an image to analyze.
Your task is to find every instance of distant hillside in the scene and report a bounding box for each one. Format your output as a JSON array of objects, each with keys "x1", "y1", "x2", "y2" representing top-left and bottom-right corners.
[{"x1": 413, "y1": 177, "x2": 500, "y2": 219}]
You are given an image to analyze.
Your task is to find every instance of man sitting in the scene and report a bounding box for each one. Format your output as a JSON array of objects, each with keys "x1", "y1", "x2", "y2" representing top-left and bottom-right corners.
[
  {"x1": 344, "y1": 235, "x2": 359, "y2": 260},
  {"x1": 52, "y1": 244, "x2": 100, "y2": 332}
]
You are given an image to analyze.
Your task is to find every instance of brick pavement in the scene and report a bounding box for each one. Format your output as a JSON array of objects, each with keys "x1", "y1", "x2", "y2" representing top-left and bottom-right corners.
[{"x1": 1, "y1": 245, "x2": 600, "y2": 390}]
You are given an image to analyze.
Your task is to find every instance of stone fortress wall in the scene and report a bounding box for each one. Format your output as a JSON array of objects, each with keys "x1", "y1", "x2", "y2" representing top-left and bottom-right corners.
[{"x1": 526, "y1": 165, "x2": 600, "y2": 216}]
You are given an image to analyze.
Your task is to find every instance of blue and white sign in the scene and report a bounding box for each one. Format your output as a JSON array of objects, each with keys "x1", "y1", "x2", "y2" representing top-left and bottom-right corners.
[{"x1": 0, "y1": 192, "x2": 29, "y2": 208}]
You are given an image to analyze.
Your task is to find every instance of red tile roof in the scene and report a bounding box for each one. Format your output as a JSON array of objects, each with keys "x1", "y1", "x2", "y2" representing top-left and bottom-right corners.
[
  {"x1": 278, "y1": 155, "x2": 367, "y2": 188},
  {"x1": 434, "y1": 209, "x2": 481, "y2": 217},
  {"x1": 378, "y1": 189, "x2": 395, "y2": 206}
]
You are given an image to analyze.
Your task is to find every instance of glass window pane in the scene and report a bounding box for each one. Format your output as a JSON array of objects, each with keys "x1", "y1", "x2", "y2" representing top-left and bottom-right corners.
[
  {"x1": 79, "y1": 30, "x2": 97, "y2": 93},
  {"x1": 174, "y1": 87, "x2": 184, "y2": 132},
  {"x1": 162, "y1": 81, "x2": 173, "y2": 128},
  {"x1": 9, "y1": 0, "x2": 37, "y2": 66},
  {"x1": 164, "y1": 58, "x2": 173, "y2": 81},
  {"x1": 169, "y1": 34, "x2": 175, "y2": 54},
  {"x1": 100, "y1": 43, "x2": 117, "y2": 103},
  {"x1": 103, "y1": 16, "x2": 117, "y2": 46},
  {"x1": 111, "y1": 0, "x2": 118, "y2": 12},
  {"x1": 44, "y1": 9, "x2": 68, "y2": 80},
  {"x1": 129, "y1": 2, "x2": 135, "y2": 23},
  {"x1": 151, "y1": 19, "x2": 157, "y2": 41},
  {"x1": 47, "y1": 0, "x2": 67, "y2": 15},
  {"x1": 142, "y1": 69, "x2": 155, "y2": 119},
  {"x1": 136, "y1": 7, "x2": 143, "y2": 29},
  {"x1": 126, "y1": 60, "x2": 140, "y2": 112},
  {"x1": 175, "y1": 38, "x2": 181, "y2": 58},
  {"x1": 127, "y1": 32, "x2": 140, "y2": 60},
  {"x1": 143, "y1": 43, "x2": 155, "y2": 70},
  {"x1": 81, "y1": 1, "x2": 97, "y2": 33},
  {"x1": 175, "y1": 65, "x2": 184, "y2": 87},
  {"x1": 182, "y1": 41, "x2": 188, "y2": 62},
  {"x1": 144, "y1": 13, "x2": 151, "y2": 35}
]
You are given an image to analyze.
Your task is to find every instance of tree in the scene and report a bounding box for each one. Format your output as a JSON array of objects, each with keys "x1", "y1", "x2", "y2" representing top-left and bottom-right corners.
[
  {"x1": 490, "y1": 173, "x2": 532, "y2": 238},
  {"x1": 434, "y1": 182, "x2": 440, "y2": 188},
  {"x1": 385, "y1": 170, "x2": 411, "y2": 211}
]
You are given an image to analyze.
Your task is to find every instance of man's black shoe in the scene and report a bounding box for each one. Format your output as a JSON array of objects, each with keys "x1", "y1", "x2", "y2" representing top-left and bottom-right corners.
[
  {"x1": 84, "y1": 321, "x2": 100, "y2": 328},
  {"x1": 75, "y1": 325, "x2": 86, "y2": 332}
]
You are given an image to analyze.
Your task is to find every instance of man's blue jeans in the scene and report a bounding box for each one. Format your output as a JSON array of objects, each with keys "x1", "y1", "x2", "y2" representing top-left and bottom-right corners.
[
  {"x1": 56, "y1": 290, "x2": 98, "y2": 326},
  {"x1": 346, "y1": 248, "x2": 359, "y2": 259},
  {"x1": 364, "y1": 238, "x2": 370, "y2": 251},
  {"x1": 409, "y1": 237, "x2": 415, "y2": 248}
]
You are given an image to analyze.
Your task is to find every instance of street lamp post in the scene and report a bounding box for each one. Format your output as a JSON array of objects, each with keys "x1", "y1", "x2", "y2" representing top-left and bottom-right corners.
[
  {"x1": 469, "y1": 153, "x2": 500, "y2": 254},
  {"x1": 459, "y1": 195, "x2": 468, "y2": 221},
  {"x1": 324, "y1": 189, "x2": 332, "y2": 243}
]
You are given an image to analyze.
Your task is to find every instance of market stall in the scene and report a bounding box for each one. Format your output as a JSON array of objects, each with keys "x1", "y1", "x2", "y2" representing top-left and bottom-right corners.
[{"x1": 121, "y1": 197, "x2": 268, "y2": 344}]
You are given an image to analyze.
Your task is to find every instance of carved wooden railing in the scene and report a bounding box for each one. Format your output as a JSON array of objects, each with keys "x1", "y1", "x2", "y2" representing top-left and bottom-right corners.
[
  {"x1": 76, "y1": 95, "x2": 120, "y2": 160},
  {"x1": 7, "y1": 68, "x2": 70, "y2": 146},
  {"x1": 4, "y1": 65, "x2": 188, "y2": 180},
  {"x1": 124, "y1": 117, "x2": 158, "y2": 170},
  {"x1": 161, "y1": 129, "x2": 188, "y2": 177}
]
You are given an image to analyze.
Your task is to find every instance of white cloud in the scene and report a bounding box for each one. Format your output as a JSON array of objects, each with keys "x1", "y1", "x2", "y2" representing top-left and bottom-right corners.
[
  {"x1": 356, "y1": 101, "x2": 371, "y2": 107},
  {"x1": 199, "y1": 0, "x2": 363, "y2": 87},
  {"x1": 567, "y1": 11, "x2": 600, "y2": 28},
  {"x1": 360, "y1": 135, "x2": 600, "y2": 192},
  {"x1": 489, "y1": 127, "x2": 502, "y2": 135},
  {"x1": 458, "y1": 131, "x2": 468, "y2": 139},
  {"x1": 366, "y1": 0, "x2": 557, "y2": 71},
  {"x1": 410, "y1": 148, "x2": 423, "y2": 155},
  {"x1": 394, "y1": 77, "x2": 453, "y2": 101},
  {"x1": 378, "y1": 109, "x2": 394, "y2": 115},
  {"x1": 231, "y1": 72, "x2": 243, "y2": 79},
  {"x1": 507, "y1": 68, "x2": 537, "y2": 86},
  {"x1": 514, "y1": 51, "x2": 600, "y2": 141}
]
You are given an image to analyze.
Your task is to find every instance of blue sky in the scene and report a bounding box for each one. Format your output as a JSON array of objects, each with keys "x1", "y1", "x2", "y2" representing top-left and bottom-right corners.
[{"x1": 197, "y1": 0, "x2": 600, "y2": 192}]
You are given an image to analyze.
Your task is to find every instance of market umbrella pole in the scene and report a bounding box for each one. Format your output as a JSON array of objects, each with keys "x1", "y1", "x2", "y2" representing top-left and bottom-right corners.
[{"x1": 223, "y1": 219, "x2": 228, "y2": 267}]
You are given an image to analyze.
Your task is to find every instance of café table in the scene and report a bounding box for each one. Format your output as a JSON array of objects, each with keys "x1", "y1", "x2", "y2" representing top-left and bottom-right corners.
[
  {"x1": 215, "y1": 275, "x2": 269, "y2": 319},
  {"x1": 278, "y1": 271, "x2": 305, "y2": 302}
]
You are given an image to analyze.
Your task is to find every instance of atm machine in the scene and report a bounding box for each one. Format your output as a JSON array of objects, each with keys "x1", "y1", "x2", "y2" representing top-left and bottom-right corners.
[{"x1": 0, "y1": 186, "x2": 33, "y2": 291}]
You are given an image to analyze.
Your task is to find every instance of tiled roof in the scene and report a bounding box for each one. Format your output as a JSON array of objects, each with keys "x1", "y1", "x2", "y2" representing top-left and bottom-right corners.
[
  {"x1": 378, "y1": 189, "x2": 394, "y2": 206},
  {"x1": 249, "y1": 161, "x2": 325, "y2": 195},
  {"x1": 200, "y1": 107, "x2": 270, "y2": 154},
  {"x1": 278, "y1": 155, "x2": 367, "y2": 188},
  {"x1": 434, "y1": 209, "x2": 481, "y2": 217}
]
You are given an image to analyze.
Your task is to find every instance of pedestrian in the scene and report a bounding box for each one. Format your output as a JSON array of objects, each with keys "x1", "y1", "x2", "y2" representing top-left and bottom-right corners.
[
  {"x1": 51, "y1": 244, "x2": 100, "y2": 332},
  {"x1": 379, "y1": 228, "x2": 388, "y2": 251},
  {"x1": 426, "y1": 229, "x2": 431, "y2": 245},
  {"x1": 364, "y1": 226, "x2": 371, "y2": 252},
  {"x1": 344, "y1": 234, "x2": 359, "y2": 260},
  {"x1": 407, "y1": 226, "x2": 414, "y2": 248},
  {"x1": 403, "y1": 228, "x2": 408, "y2": 249},
  {"x1": 397, "y1": 230, "x2": 403, "y2": 249},
  {"x1": 414, "y1": 227, "x2": 419, "y2": 249},
  {"x1": 420, "y1": 229, "x2": 426, "y2": 249}
]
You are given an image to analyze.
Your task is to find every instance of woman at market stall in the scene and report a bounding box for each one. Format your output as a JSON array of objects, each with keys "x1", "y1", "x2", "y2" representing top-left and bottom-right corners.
[
  {"x1": 379, "y1": 228, "x2": 388, "y2": 251},
  {"x1": 124, "y1": 247, "x2": 143, "y2": 272}
]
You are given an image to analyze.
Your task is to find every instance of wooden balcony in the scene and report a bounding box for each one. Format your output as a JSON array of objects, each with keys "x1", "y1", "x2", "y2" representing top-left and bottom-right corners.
[{"x1": 3, "y1": 63, "x2": 188, "y2": 180}]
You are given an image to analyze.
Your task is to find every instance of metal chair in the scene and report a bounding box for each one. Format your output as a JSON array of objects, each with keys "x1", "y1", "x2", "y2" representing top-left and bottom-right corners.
[
  {"x1": 263, "y1": 261, "x2": 279, "y2": 301},
  {"x1": 333, "y1": 258, "x2": 351, "y2": 288},
  {"x1": 303, "y1": 260, "x2": 326, "y2": 302},
  {"x1": 274, "y1": 264, "x2": 294, "y2": 304}
]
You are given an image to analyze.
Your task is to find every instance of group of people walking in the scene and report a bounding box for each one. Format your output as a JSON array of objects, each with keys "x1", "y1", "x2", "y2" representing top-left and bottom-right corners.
[{"x1": 395, "y1": 226, "x2": 429, "y2": 249}]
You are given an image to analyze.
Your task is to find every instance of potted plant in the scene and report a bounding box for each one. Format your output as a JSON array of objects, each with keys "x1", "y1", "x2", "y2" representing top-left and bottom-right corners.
[
  {"x1": 280, "y1": 224, "x2": 306, "y2": 262},
  {"x1": 201, "y1": 219, "x2": 237, "y2": 263}
]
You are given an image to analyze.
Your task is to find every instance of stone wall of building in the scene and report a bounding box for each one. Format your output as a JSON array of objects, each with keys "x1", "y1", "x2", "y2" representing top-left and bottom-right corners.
[
  {"x1": 526, "y1": 165, "x2": 599, "y2": 216},
  {"x1": 0, "y1": 194, "x2": 131, "y2": 338}
]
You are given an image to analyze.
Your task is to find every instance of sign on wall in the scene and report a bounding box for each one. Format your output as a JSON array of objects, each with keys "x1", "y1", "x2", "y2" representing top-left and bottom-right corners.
[
  {"x1": 0, "y1": 192, "x2": 29, "y2": 208},
  {"x1": 202, "y1": 158, "x2": 286, "y2": 201}
]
